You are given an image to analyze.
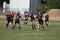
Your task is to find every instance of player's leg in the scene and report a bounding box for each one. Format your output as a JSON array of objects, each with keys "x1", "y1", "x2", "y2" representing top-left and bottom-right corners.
[
  {"x1": 12, "y1": 21, "x2": 16, "y2": 30},
  {"x1": 45, "y1": 20, "x2": 48, "y2": 27},
  {"x1": 24, "y1": 18, "x2": 27, "y2": 25},
  {"x1": 26, "y1": 16, "x2": 28, "y2": 24},
  {"x1": 31, "y1": 19, "x2": 35, "y2": 30},
  {"x1": 32, "y1": 20, "x2": 36, "y2": 30},
  {"x1": 24, "y1": 16, "x2": 27, "y2": 25},
  {"x1": 26, "y1": 19, "x2": 28, "y2": 24},
  {"x1": 46, "y1": 21, "x2": 48, "y2": 27},
  {"x1": 24, "y1": 18, "x2": 25, "y2": 24},
  {"x1": 6, "y1": 21, "x2": 8, "y2": 28},
  {"x1": 31, "y1": 21, "x2": 34, "y2": 30},
  {"x1": 6, "y1": 20, "x2": 10, "y2": 28},
  {"x1": 38, "y1": 23, "x2": 40, "y2": 30},
  {"x1": 10, "y1": 18, "x2": 13, "y2": 27},
  {"x1": 31, "y1": 21, "x2": 35, "y2": 30},
  {"x1": 41, "y1": 20, "x2": 44, "y2": 29},
  {"x1": 18, "y1": 21, "x2": 21, "y2": 29},
  {"x1": 9, "y1": 22, "x2": 12, "y2": 27},
  {"x1": 18, "y1": 24, "x2": 20, "y2": 29},
  {"x1": 38, "y1": 20, "x2": 41, "y2": 30}
]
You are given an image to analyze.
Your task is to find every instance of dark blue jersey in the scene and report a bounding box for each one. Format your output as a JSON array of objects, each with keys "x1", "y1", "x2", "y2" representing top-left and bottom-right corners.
[
  {"x1": 15, "y1": 16, "x2": 20, "y2": 21},
  {"x1": 30, "y1": 14, "x2": 34, "y2": 19}
]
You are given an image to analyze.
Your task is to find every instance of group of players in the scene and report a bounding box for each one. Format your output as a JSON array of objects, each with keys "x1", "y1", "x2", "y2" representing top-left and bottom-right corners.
[{"x1": 6, "y1": 10, "x2": 49, "y2": 31}]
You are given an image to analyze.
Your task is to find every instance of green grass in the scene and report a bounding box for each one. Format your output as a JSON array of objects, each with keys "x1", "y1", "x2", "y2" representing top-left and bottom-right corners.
[{"x1": 0, "y1": 18, "x2": 60, "y2": 40}]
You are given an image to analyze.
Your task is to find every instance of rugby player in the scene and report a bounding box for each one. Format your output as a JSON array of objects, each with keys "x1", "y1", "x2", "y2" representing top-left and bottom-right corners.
[
  {"x1": 24, "y1": 10, "x2": 29, "y2": 25},
  {"x1": 29, "y1": 9, "x2": 36, "y2": 30},
  {"x1": 37, "y1": 11, "x2": 44, "y2": 30},
  {"x1": 12, "y1": 13, "x2": 21, "y2": 30},
  {"x1": 45, "y1": 13, "x2": 49, "y2": 27}
]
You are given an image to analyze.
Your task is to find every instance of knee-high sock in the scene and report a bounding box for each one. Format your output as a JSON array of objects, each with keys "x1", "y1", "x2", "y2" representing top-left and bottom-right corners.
[
  {"x1": 6, "y1": 23, "x2": 8, "y2": 28},
  {"x1": 34, "y1": 25, "x2": 36, "y2": 30},
  {"x1": 12, "y1": 25, "x2": 15, "y2": 30}
]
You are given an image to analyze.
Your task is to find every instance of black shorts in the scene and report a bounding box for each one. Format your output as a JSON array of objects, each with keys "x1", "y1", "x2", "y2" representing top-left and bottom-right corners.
[
  {"x1": 45, "y1": 20, "x2": 48, "y2": 22},
  {"x1": 25, "y1": 18, "x2": 28, "y2": 21},
  {"x1": 38, "y1": 19, "x2": 43, "y2": 25},
  {"x1": 6, "y1": 18, "x2": 11, "y2": 23},
  {"x1": 25, "y1": 15, "x2": 29, "y2": 18},
  {"x1": 7, "y1": 20, "x2": 10, "y2": 23},
  {"x1": 15, "y1": 20, "x2": 20, "y2": 24}
]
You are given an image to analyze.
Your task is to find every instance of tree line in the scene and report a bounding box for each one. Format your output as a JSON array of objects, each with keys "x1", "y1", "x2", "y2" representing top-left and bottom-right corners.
[{"x1": 36, "y1": 0, "x2": 60, "y2": 13}]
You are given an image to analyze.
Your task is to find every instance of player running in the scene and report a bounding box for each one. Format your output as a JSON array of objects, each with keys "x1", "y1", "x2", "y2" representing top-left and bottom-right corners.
[
  {"x1": 10, "y1": 11, "x2": 14, "y2": 26},
  {"x1": 6, "y1": 11, "x2": 14, "y2": 28},
  {"x1": 45, "y1": 13, "x2": 49, "y2": 27},
  {"x1": 24, "y1": 10, "x2": 29, "y2": 25},
  {"x1": 37, "y1": 11, "x2": 44, "y2": 30},
  {"x1": 12, "y1": 13, "x2": 21, "y2": 30},
  {"x1": 29, "y1": 9, "x2": 36, "y2": 30},
  {"x1": 6, "y1": 12, "x2": 11, "y2": 28}
]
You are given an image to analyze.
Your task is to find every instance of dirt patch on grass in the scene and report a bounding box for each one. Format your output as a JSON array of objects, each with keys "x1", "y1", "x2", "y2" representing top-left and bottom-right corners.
[
  {"x1": 0, "y1": 15, "x2": 6, "y2": 18},
  {"x1": 44, "y1": 9, "x2": 60, "y2": 20}
]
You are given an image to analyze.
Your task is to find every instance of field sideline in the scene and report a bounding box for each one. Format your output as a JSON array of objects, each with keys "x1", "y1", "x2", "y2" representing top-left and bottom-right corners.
[{"x1": 0, "y1": 18, "x2": 60, "y2": 40}]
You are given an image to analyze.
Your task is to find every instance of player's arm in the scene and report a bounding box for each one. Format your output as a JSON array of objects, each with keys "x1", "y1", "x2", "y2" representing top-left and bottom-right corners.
[
  {"x1": 19, "y1": 15, "x2": 21, "y2": 18},
  {"x1": 48, "y1": 15, "x2": 49, "y2": 21}
]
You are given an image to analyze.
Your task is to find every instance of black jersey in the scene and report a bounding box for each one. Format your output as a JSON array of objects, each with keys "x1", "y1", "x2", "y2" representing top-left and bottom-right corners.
[
  {"x1": 38, "y1": 13, "x2": 43, "y2": 20},
  {"x1": 6, "y1": 14, "x2": 11, "y2": 20},
  {"x1": 6, "y1": 14, "x2": 10, "y2": 18},
  {"x1": 15, "y1": 15, "x2": 20, "y2": 21},
  {"x1": 30, "y1": 14, "x2": 34, "y2": 19},
  {"x1": 30, "y1": 14, "x2": 35, "y2": 22}
]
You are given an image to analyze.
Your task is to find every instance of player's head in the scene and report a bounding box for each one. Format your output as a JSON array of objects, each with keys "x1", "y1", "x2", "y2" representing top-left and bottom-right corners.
[{"x1": 17, "y1": 13, "x2": 20, "y2": 15}]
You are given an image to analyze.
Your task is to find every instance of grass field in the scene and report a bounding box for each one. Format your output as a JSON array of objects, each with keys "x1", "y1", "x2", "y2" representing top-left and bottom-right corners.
[{"x1": 0, "y1": 18, "x2": 60, "y2": 40}]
